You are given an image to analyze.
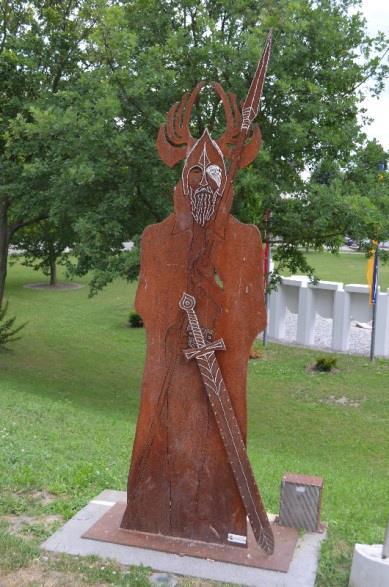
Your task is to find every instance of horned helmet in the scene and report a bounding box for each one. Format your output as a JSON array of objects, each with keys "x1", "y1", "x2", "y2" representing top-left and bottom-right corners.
[{"x1": 156, "y1": 81, "x2": 262, "y2": 227}]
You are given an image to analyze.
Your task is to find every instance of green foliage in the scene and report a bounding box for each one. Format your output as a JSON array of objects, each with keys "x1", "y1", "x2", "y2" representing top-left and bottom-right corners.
[
  {"x1": 1, "y1": 0, "x2": 388, "y2": 299},
  {"x1": 0, "y1": 0, "x2": 92, "y2": 305},
  {"x1": 314, "y1": 356, "x2": 338, "y2": 372},
  {"x1": 1, "y1": 0, "x2": 389, "y2": 317},
  {"x1": 128, "y1": 311, "x2": 143, "y2": 328},
  {"x1": 0, "y1": 301, "x2": 25, "y2": 349},
  {"x1": 0, "y1": 521, "x2": 39, "y2": 571}
]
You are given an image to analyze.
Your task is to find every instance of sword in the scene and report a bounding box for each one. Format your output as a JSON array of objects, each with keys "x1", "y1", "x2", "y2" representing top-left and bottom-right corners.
[{"x1": 179, "y1": 292, "x2": 274, "y2": 555}]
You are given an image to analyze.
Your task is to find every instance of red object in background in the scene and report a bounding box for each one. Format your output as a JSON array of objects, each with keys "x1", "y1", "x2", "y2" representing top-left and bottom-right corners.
[{"x1": 263, "y1": 239, "x2": 270, "y2": 290}]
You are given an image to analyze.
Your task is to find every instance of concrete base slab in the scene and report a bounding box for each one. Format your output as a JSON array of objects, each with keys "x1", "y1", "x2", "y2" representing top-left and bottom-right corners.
[
  {"x1": 42, "y1": 490, "x2": 327, "y2": 587},
  {"x1": 83, "y1": 501, "x2": 299, "y2": 572}
]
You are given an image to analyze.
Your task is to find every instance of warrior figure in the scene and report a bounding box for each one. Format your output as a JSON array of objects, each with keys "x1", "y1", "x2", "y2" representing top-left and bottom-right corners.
[{"x1": 121, "y1": 35, "x2": 273, "y2": 550}]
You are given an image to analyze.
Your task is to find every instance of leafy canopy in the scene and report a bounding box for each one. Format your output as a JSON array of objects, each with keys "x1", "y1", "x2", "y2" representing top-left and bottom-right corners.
[{"x1": 2, "y1": 0, "x2": 388, "y2": 295}]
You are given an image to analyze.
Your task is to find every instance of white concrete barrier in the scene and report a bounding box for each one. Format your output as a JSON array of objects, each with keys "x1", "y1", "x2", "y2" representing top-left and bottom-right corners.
[
  {"x1": 268, "y1": 276, "x2": 389, "y2": 358},
  {"x1": 349, "y1": 544, "x2": 389, "y2": 587}
]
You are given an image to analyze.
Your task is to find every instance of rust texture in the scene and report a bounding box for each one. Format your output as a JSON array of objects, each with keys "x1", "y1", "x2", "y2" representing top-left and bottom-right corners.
[
  {"x1": 121, "y1": 34, "x2": 273, "y2": 550},
  {"x1": 86, "y1": 502, "x2": 299, "y2": 573},
  {"x1": 283, "y1": 473, "x2": 324, "y2": 487}
]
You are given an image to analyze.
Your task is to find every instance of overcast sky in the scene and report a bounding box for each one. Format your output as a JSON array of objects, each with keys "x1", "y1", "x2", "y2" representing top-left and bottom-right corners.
[{"x1": 360, "y1": 0, "x2": 389, "y2": 150}]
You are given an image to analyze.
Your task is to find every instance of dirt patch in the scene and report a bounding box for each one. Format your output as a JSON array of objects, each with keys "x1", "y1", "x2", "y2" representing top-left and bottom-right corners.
[
  {"x1": 320, "y1": 395, "x2": 365, "y2": 408},
  {"x1": 8, "y1": 489, "x2": 57, "y2": 506},
  {"x1": 306, "y1": 364, "x2": 340, "y2": 374},
  {"x1": 23, "y1": 283, "x2": 83, "y2": 291},
  {"x1": 0, "y1": 564, "x2": 103, "y2": 587},
  {"x1": 2, "y1": 514, "x2": 63, "y2": 537},
  {"x1": 28, "y1": 490, "x2": 57, "y2": 506}
]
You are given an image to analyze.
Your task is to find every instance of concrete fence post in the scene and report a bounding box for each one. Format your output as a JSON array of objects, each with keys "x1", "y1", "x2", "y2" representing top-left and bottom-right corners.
[
  {"x1": 374, "y1": 289, "x2": 389, "y2": 357},
  {"x1": 296, "y1": 283, "x2": 315, "y2": 346},
  {"x1": 332, "y1": 287, "x2": 350, "y2": 352},
  {"x1": 268, "y1": 283, "x2": 287, "y2": 339}
]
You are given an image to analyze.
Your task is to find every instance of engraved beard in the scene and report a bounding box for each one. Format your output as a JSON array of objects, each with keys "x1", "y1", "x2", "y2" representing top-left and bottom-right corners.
[
  {"x1": 182, "y1": 130, "x2": 227, "y2": 228},
  {"x1": 189, "y1": 185, "x2": 219, "y2": 227}
]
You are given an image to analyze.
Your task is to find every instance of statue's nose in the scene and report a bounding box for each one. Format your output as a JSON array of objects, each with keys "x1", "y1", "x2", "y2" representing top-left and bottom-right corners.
[{"x1": 199, "y1": 167, "x2": 208, "y2": 187}]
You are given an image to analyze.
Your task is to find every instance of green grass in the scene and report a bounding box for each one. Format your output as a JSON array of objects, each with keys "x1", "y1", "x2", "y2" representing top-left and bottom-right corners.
[
  {"x1": 1, "y1": 260, "x2": 389, "y2": 586},
  {"x1": 280, "y1": 250, "x2": 389, "y2": 290}
]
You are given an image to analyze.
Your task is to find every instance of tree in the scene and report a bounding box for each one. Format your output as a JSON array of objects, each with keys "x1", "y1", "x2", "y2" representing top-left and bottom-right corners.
[
  {"x1": 341, "y1": 140, "x2": 389, "y2": 252},
  {"x1": 71, "y1": 0, "x2": 389, "y2": 287},
  {"x1": 6, "y1": 72, "x2": 146, "y2": 294},
  {"x1": 3, "y1": 0, "x2": 388, "y2": 297},
  {"x1": 12, "y1": 219, "x2": 75, "y2": 286},
  {"x1": 0, "y1": 0, "x2": 89, "y2": 306}
]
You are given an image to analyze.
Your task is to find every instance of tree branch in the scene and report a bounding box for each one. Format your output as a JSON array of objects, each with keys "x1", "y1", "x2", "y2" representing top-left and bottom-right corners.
[
  {"x1": 135, "y1": 186, "x2": 164, "y2": 222},
  {"x1": 8, "y1": 214, "x2": 49, "y2": 239},
  {"x1": 51, "y1": 0, "x2": 78, "y2": 93},
  {"x1": 99, "y1": 26, "x2": 155, "y2": 127},
  {"x1": 347, "y1": 47, "x2": 389, "y2": 95},
  {"x1": 0, "y1": 0, "x2": 9, "y2": 54},
  {"x1": 189, "y1": 7, "x2": 198, "y2": 48}
]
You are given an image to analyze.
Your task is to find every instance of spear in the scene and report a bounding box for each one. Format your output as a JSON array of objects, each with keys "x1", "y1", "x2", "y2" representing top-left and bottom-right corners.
[{"x1": 220, "y1": 31, "x2": 272, "y2": 217}]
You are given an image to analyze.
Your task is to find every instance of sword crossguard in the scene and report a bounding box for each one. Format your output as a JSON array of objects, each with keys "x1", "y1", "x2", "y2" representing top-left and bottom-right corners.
[{"x1": 183, "y1": 338, "x2": 226, "y2": 360}]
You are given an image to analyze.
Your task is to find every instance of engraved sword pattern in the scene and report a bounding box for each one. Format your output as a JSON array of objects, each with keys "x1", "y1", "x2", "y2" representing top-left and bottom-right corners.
[{"x1": 179, "y1": 292, "x2": 274, "y2": 555}]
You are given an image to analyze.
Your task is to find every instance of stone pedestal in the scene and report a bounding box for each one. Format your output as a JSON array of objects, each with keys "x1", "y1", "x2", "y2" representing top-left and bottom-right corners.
[
  {"x1": 42, "y1": 490, "x2": 327, "y2": 587},
  {"x1": 349, "y1": 544, "x2": 389, "y2": 587}
]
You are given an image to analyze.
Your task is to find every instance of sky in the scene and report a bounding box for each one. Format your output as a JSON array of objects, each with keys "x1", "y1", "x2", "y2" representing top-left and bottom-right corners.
[{"x1": 360, "y1": 0, "x2": 389, "y2": 150}]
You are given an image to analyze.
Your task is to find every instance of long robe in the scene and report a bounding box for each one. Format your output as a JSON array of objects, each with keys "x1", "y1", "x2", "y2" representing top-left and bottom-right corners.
[{"x1": 121, "y1": 183, "x2": 266, "y2": 544}]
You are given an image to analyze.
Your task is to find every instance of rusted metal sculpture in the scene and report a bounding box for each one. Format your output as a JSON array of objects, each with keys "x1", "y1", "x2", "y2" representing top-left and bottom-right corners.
[{"x1": 121, "y1": 33, "x2": 274, "y2": 554}]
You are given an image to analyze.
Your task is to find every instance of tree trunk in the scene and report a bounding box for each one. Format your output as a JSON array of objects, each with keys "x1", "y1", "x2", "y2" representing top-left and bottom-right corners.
[
  {"x1": 0, "y1": 199, "x2": 9, "y2": 309},
  {"x1": 49, "y1": 246, "x2": 57, "y2": 287}
]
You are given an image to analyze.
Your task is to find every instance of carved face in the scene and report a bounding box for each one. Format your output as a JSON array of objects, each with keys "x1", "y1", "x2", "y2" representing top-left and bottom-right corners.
[{"x1": 182, "y1": 130, "x2": 227, "y2": 226}]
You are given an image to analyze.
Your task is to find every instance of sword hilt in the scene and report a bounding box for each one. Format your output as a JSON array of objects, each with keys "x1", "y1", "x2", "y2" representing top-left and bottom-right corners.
[
  {"x1": 179, "y1": 292, "x2": 206, "y2": 349},
  {"x1": 183, "y1": 338, "x2": 226, "y2": 360}
]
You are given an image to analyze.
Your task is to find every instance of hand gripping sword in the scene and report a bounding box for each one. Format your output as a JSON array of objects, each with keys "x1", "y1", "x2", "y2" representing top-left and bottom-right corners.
[{"x1": 179, "y1": 292, "x2": 274, "y2": 555}]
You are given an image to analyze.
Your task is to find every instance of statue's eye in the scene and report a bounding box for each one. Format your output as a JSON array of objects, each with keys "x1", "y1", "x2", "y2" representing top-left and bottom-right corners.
[
  {"x1": 206, "y1": 165, "x2": 222, "y2": 188},
  {"x1": 188, "y1": 166, "x2": 203, "y2": 187}
]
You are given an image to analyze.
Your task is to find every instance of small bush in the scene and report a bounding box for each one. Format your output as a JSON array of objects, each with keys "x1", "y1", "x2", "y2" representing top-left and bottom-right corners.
[
  {"x1": 128, "y1": 311, "x2": 143, "y2": 328},
  {"x1": 314, "y1": 356, "x2": 337, "y2": 372},
  {"x1": 0, "y1": 302, "x2": 26, "y2": 349}
]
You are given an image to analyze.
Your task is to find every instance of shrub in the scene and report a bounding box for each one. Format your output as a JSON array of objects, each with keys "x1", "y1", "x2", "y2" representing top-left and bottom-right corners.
[
  {"x1": 0, "y1": 302, "x2": 26, "y2": 349},
  {"x1": 314, "y1": 356, "x2": 337, "y2": 372},
  {"x1": 128, "y1": 311, "x2": 143, "y2": 328}
]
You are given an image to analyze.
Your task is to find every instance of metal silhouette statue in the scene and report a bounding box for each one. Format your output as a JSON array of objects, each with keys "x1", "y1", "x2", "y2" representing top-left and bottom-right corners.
[{"x1": 121, "y1": 33, "x2": 274, "y2": 554}]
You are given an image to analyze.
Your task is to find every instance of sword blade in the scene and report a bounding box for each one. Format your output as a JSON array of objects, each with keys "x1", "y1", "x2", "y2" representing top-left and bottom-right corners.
[{"x1": 195, "y1": 349, "x2": 274, "y2": 554}]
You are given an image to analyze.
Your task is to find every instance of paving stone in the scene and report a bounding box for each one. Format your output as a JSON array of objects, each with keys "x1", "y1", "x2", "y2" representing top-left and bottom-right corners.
[{"x1": 150, "y1": 572, "x2": 178, "y2": 586}]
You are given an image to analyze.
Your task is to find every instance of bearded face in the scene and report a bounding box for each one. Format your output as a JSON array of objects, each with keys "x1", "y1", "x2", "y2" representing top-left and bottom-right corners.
[{"x1": 182, "y1": 130, "x2": 227, "y2": 227}]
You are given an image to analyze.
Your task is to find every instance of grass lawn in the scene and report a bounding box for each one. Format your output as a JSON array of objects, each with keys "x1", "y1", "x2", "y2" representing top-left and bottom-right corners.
[
  {"x1": 0, "y1": 260, "x2": 388, "y2": 586},
  {"x1": 280, "y1": 250, "x2": 389, "y2": 290}
]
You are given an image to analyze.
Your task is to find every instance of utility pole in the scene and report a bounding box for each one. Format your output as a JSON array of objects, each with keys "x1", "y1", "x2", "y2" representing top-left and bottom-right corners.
[
  {"x1": 369, "y1": 243, "x2": 379, "y2": 361},
  {"x1": 262, "y1": 209, "x2": 271, "y2": 347}
]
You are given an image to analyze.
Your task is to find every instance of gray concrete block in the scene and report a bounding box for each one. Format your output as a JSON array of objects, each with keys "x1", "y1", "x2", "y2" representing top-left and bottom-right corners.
[{"x1": 42, "y1": 490, "x2": 326, "y2": 587}]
